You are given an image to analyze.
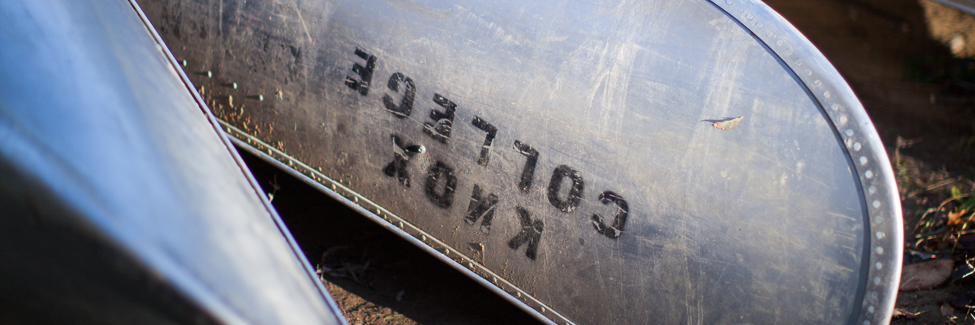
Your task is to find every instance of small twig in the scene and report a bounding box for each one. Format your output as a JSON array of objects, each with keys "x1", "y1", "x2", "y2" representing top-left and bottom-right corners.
[
  {"x1": 914, "y1": 227, "x2": 948, "y2": 239},
  {"x1": 927, "y1": 179, "x2": 956, "y2": 191}
]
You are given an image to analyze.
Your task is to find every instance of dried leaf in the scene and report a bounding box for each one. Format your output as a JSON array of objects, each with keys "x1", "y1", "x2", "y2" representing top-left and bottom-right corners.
[
  {"x1": 901, "y1": 259, "x2": 955, "y2": 290},
  {"x1": 940, "y1": 303, "x2": 958, "y2": 318},
  {"x1": 710, "y1": 116, "x2": 744, "y2": 130},
  {"x1": 948, "y1": 209, "x2": 968, "y2": 227}
]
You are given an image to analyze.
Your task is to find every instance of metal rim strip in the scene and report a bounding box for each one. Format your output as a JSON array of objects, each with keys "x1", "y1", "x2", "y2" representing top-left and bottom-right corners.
[
  {"x1": 220, "y1": 121, "x2": 572, "y2": 325},
  {"x1": 709, "y1": 0, "x2": 903, "y2": 324}
]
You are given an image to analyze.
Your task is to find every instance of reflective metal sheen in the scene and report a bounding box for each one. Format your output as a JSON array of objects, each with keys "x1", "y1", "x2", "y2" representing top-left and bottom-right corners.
[
  {"x1": 136, "y1": 0, "x2": 903, "y2": 324},
  {"x1": 0, "y1": 0, "x2": 347, "y2": 324}
]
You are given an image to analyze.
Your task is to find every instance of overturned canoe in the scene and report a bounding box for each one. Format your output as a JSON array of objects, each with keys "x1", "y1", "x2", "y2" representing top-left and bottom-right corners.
[
  {"x1": 137, "y1": 0, "x2": 903, "y2": 324},
  {"x1": 0, "y1": 0, "x2": 346, "y2": 324}
]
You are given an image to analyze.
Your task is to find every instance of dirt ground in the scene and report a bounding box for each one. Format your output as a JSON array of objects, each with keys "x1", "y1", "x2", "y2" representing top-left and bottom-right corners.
[
  {"x1": 240, "y1": 151, "x2": 543, "y2": 325},
  {"x1": 238, "y1": 0, "x2": 975, "y2": 324}
]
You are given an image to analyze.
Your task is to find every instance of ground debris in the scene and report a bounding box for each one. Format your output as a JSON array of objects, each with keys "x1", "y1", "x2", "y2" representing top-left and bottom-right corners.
[
  {"x1": 939, "y1": 303, "x2": 975, "y2": 324},
  {"x1": 951, "y1": 258, "x2": 975, "y2": 284},
  {"x1": 948, "y1": 289, "x2": 975, "y2": 310},
  {"x1": 316, "y1": 245, "x2": 373, "y2": 284},
  {"x1": 892, "y1": 308, "x2": 925, "y2": 319},
  {"x1": 901, "y1": 259, "x2": 954, "y2": 290},
  {"x1": 941, "y1": 303, "x2": 958, "y2": 318}
]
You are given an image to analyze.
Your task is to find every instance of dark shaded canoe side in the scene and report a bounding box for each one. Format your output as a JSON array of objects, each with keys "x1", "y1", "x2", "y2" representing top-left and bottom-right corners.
[{"x1": 0, "y1": 0, "x2": 347, "y2": 324}]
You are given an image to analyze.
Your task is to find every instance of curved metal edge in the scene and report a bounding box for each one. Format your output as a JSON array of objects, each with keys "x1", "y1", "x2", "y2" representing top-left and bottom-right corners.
[
  {"x1": 221, "y1": 122, "x2": 565, "y2": 325},
  {"x1": 707, "y1": 0, "x2": 904, "y2": 324},
  {"x1": 929, "y1": 0, "x2": 975, "y2": 16},
  {"x1": 124, "y1": 1, "x2": 351, "y2": 324}
]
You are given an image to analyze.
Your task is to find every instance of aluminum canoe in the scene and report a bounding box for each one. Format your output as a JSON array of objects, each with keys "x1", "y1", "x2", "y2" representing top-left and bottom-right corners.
[{"x1": 136, "y1": 0, "x2": 904, "y2": 324}]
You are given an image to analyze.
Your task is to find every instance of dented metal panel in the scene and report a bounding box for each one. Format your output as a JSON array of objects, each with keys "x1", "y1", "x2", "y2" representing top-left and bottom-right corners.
[{"x1": 135, "y1": 0, "x2": 903, "y2": 324}]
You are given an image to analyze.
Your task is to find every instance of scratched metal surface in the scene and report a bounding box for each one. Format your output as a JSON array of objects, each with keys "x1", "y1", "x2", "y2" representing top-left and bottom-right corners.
[
  {"x1": 0, "y1": 0, "x2": 346, "y2": 324},
  {"x1": 135, "y1": 0, "x2": 902, "y2": 324}
]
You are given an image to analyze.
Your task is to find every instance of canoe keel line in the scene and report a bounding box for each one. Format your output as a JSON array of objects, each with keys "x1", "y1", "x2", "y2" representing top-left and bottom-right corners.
[{"x1": 134, "y1": 0, "x2": 903, "y2": 324}]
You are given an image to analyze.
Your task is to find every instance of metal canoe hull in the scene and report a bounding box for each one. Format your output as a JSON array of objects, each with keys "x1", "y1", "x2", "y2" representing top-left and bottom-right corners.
[
  {"x1": 0, "y1": 0, "x2": 347, "y2": 324},
  {"x1": 135, "y1": 0, "x2": 903, "y2": 324}
]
